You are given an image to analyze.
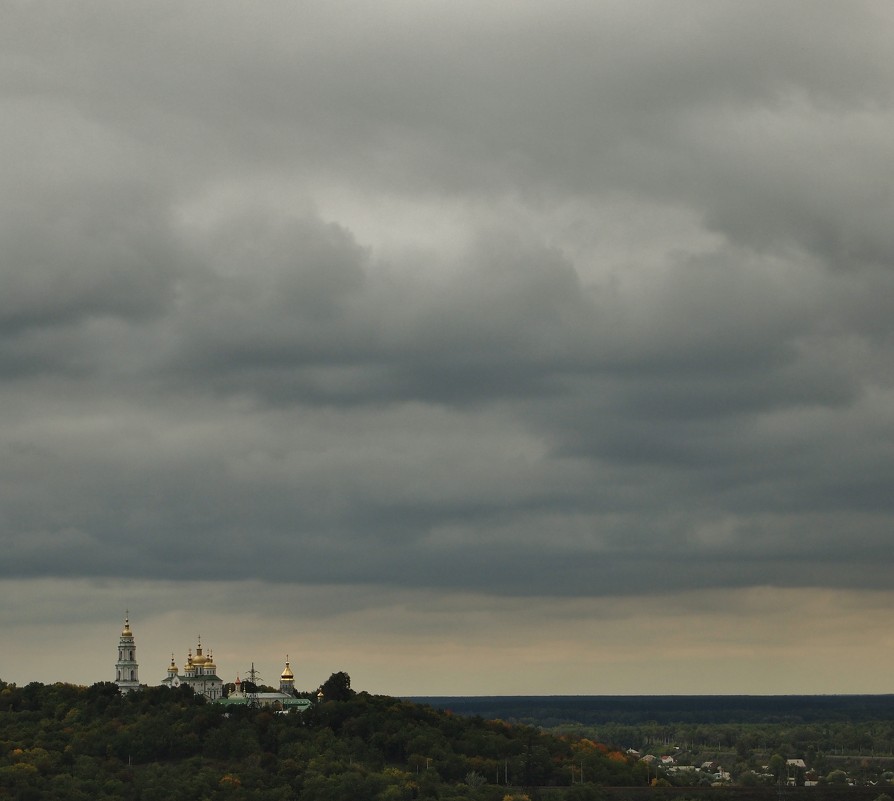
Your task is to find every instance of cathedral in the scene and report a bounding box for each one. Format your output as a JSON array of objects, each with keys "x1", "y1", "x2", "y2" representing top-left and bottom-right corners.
[
  {"x1": 160, "y1": 636, "x2": 224, "y2": 700},
  {"x1": 114, "y1": 614, "x2": 300, "y2": 704}
]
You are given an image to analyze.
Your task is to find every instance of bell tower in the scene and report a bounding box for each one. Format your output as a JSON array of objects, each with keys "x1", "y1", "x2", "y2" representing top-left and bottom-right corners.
[{"x1": 115, "y1": 612, "x2": 140, "y2": 694}]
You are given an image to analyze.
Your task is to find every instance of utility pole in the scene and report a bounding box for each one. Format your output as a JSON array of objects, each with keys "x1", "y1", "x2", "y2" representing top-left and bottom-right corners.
[{"x1": 245, "y1": 662, "x2": 262, "y2": 708}]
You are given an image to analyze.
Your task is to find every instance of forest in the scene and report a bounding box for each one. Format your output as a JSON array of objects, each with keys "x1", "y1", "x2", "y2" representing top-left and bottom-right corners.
[
  {"x1": 0, "y1": 677, "x2": 645, "y2": 800},
  {"x1": 3, "y1": 679, "x2": 894, "y2": 801},
  {"x1": 424, "y1": 696, "x2": 894, "y2": 793}
]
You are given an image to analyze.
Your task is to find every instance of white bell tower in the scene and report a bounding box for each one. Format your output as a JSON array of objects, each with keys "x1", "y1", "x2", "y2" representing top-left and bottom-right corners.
[{"x1": 115, "y1": 612, "x2": 140, "y2": 693}]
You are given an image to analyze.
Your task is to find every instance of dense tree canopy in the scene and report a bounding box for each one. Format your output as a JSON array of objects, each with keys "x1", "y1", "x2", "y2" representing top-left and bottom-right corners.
[
  {"x1": 319, "y1": 671, "x2": 355, "y2": 703},
  {"x1": 0, "y1": 678, "x2": 645, "y2": 800},
  {"x1": 3, "y1": 680, "x2": 891, "y2": 800}
]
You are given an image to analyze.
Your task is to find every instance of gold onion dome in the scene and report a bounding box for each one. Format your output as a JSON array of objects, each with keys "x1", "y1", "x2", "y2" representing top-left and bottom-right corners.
[
  {"x1": 193, "y1": 638, "x2": 210, "y2": 664},
  {"x1": 281, "y1": 660, "x2": 294, "y2": 679}
]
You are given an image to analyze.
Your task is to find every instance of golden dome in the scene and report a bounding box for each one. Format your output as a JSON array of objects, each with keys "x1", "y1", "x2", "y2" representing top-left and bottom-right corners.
[
  {"x1": 121, "y1": 614, "x2": 132, "y2": 636},
  {"x1": 192, "y1": 637, "x2": 210, "y2": 664},
  {"x1": 281, "y1": 660, "x2": 294, "y2": 680}
]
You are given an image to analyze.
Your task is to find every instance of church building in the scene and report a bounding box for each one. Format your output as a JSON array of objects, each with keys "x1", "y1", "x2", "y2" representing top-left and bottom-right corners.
[
  {"x1": 161, "y1": 637, "x2": 224, "y2": 700},
  {"x1": 280, "y1": 657, "x2": 295, "y2": 694}
]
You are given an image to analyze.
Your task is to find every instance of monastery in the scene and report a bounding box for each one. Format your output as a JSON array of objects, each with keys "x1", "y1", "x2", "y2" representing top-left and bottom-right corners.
[{"x1": 114, "y1": 614, "x2": 306, "y2": 708}]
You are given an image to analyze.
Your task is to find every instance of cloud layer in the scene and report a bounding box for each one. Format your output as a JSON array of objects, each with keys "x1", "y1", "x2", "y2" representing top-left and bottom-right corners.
[{"x1": 3, "y1": 1, "x2": 894, "y2": 692}]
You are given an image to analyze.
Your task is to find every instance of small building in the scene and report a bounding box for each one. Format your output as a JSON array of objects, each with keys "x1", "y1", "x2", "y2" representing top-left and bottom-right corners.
[
  {"x1": 216, "y1": 674, "x2": 312, "y2": 712},
  {"x1": 786, "y1": 758, "x2": 807, "y2": 786}
]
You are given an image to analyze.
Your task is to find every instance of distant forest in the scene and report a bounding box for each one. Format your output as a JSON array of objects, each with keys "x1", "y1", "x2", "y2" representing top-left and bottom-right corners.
[
  {"x1": 415, "y1": 694, "x2": 894, "y2": 792},
  {"x1": 412, "y1": 696, "x2": 894, "y2": 727}
]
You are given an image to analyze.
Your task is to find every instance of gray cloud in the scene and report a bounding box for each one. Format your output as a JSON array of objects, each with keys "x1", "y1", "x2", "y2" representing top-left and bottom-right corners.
[{"x1": 2, "y1": 0, "x2": 894, "y2": 690}]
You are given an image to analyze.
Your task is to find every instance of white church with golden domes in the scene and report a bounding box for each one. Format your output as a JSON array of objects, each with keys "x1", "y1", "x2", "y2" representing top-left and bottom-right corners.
[{"x1": 160, "y1": 636, "x2": 225, "y2": 700}]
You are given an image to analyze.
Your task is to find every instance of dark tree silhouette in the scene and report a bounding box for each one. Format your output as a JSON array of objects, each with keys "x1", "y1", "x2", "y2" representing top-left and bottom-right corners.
[{"x1": 320, "y1": 671, "x2": 355, "y2": 702}]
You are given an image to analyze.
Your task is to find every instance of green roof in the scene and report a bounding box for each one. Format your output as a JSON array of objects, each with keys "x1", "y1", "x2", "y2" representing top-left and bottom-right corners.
[{"x1": 213, "y1": 694, "x2": 312, "y2": 710}]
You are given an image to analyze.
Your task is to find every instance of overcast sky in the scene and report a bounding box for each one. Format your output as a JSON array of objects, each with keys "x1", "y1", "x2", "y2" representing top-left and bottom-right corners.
[{"x1": 3, "y1": 1, "x2": 894, "y2": 696}]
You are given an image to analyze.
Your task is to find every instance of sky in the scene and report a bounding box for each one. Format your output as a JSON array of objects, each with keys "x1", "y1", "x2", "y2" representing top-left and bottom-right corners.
[{"x1": 2, "y1": 1, "x2": 894, "y2": 696}]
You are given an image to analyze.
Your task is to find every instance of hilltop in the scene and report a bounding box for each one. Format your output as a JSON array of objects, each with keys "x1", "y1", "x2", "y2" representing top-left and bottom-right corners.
[{"x1": 0, "y1": 678, "x2": 643, "y2": 800}]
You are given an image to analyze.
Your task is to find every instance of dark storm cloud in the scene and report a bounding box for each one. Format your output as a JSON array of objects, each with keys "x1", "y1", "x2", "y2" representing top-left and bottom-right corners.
[
  {"x1": 163, "y1": 221, "x2": 593, "y2": 405},
  {"x1": 2, "y1": 1, "x2": 894, "y2": 602}
]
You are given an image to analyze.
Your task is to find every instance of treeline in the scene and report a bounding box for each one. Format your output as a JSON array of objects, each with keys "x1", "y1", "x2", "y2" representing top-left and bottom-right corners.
[
  {"x1": 414, "y1": 696, "x2": 894, "y2": 727},
  {"x1": 555, "y1": 720, "x2": 894, "y2": 758},
  {"x1": 0, "y1": 678, "x2": 647, "y2": 800},
  {"x1": 414, "y1": 696, "x2": 894, "y2": 789}
]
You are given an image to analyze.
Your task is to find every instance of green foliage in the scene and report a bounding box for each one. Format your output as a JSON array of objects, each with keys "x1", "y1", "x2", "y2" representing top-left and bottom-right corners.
[
  {"x1": 0, "y1": 678, "x2": 645, "y2": 800},
  {"x1": 538, "y1": 710, "x2": 894, "y2": 789},
  {"x1": 320, "y1": 671, "x2": 355, "y2": 702},
  {"x1": 827, "y1": 768, "x2": 849, "y2": 784},
  {"x1": 7, "y1": 679, "x2": 894, "y2": 797}
]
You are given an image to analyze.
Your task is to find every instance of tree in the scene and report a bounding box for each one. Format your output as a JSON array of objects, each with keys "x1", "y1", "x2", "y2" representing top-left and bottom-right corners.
[
  {"x1": 320, "y1": 671, "x2": 355, "y2": 702},
  {"x1": 768, "y1": 754, "x2": 786, "y2": 782},
  {"x1": 827, "y1": 769, "x2": 848, "y2": 785},
  {"x1": 465, "y1": 771, "x2": 486, "y2": 788},
  {"x1": 739, "y1": 770, "x2": 761, "y2": 787}
]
